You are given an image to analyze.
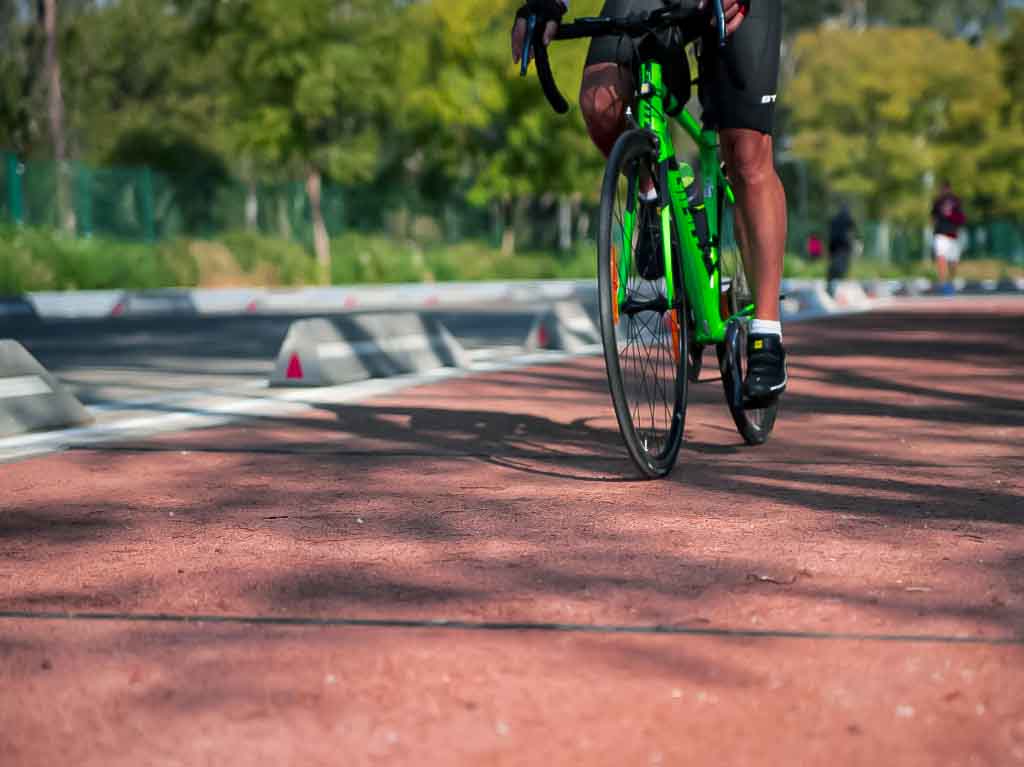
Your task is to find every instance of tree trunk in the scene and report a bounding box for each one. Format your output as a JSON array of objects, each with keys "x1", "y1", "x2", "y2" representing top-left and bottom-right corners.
[
  {"x1": 306, "y1": 166, "x2": 331, "y2": 284},
  {"x1": 841, "y1": 0, "x2": 867, "y2": 28},
  {"x1": 245, "y1": 181, "x2": 259, "y2": 231},
  {"x1": 558, "y1": 195, "x2": 573, "y2": 252},
  {"x1": 500, "y1": 200, "x2": 516, "y2": 256},
  {"x1": 43, "y1": 0, "x2": 74, "y2": 234}
]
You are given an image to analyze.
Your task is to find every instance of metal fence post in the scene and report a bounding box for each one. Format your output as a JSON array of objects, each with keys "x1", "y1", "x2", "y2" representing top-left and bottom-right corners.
[
  {"x1": 141, "y1": 166, "x2": 155, "y2": 242},
  {"x1": 75, "y1": 162, "x2": 92, "y2": 237},
  {"x1": 6, "y1": 152, "x2": 24, "y2": 225}
]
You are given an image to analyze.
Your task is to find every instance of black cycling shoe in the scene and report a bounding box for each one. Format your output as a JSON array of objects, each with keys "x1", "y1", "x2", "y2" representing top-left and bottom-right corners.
[
  {"x1": 635, "y1": 201, "x2": 664, "y2": 281},
  {"x1": 744, "y1": 333, "x2": 788, "y2": 401}
]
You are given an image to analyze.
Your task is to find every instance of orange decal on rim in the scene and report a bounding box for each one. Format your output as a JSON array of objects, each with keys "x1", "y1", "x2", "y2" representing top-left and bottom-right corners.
[
  {"x1": 611, "y1": 245, "x2": 620, "y2": 325},
  {"x1": 668, "y1": 311, "x2": 681, "y2": 365}
]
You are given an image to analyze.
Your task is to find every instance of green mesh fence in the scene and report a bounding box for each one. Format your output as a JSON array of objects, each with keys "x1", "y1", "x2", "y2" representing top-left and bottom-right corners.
[
  {"x1": 3, "y1": 150, "x2": 1023, "y2": 266},
  {"x1": 0, "y1": 153, "x2": 10, "y2": 222},
  {"x1": 0, "y1": 152, "x2": 354, "y2": 245}
]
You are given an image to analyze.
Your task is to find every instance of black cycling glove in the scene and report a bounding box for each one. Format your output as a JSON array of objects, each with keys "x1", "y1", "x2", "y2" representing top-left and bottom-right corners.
[{"x1": 515, "y1": 0, "x2": 567, "y2": 24}]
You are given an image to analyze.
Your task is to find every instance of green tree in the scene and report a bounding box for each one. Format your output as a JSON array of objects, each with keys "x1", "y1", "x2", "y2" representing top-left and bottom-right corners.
[
  {"x1": 191, "y1": 0, "x2": 394, "y2": 281},
  {"x1": 786, "y1": 25, "x2": 1023, "y2": 228},
  {"x1": 396, "y1": 0, "x2": 603, "y2": 253}
]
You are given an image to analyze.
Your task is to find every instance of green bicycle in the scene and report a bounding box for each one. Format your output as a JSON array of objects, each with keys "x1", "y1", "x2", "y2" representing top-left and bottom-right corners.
[{"x1": 522, "y1": 4, "x2": 778, "y2": 478}]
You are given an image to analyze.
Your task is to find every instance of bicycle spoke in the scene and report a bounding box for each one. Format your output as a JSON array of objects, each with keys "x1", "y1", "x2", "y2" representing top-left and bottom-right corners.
[{"x1": 611, "y1": 158, "x2": 679, "y2": 459}]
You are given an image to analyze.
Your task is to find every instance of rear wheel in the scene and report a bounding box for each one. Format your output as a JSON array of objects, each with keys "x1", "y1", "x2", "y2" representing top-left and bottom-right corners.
[
  {"x1": 716, "y1": 207, "x2": 778, "y2": 445},
  {"x1": 597, "y1": 130, "x2": 688, "y2": 479}
]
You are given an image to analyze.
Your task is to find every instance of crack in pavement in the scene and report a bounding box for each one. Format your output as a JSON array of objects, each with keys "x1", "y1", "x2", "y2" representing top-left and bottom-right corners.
[{"x1": 2, "y1": 610, "x2": 1021, "y2": 646}]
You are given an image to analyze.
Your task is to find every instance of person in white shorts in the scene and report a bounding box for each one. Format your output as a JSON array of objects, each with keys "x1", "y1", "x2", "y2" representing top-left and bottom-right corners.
[{"x1": 931, "y1": 181, "x2": 966, "y2": 292}]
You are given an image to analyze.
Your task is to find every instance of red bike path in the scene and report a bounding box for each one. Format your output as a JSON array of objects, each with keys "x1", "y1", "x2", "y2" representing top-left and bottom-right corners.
[{"x1": 2, "y1": 297, "x2": 1023, "y2": 765}]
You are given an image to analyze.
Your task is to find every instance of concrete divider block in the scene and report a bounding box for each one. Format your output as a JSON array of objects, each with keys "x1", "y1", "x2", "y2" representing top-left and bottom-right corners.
[
  {"x1": 831, "y1": 280, "x2": 871, "y2": 309},
  {"x1": 862, "y1": 280, "x2": 893, "y2": 300},
  {"x1": 29, "y1": 290, "x2": 124, "y2": 320},
  {"x1": 0, "y1": 297, "x2": 37, "y2": 319},
  {"x1": 190, "y1": 289, "x2": 264, "y2": 315},
  {"x1": 780, "y1": 281, "x2": 838, "y2": 320},
  {"x1": 907, "y1": 278, "x2": 933, "y2": 296},
  {"x1": 270, "y1": 313, "x2": 470, "y2": 387},
  {"x1": 111, "y1": 290, "x2": 197, "y2": 317},
  {"x1": 0, "y1": 340, "x2": 93, "y2": 438},
  {"x1": 525, "y1": 301, "x2": 601, "y2": 353}
]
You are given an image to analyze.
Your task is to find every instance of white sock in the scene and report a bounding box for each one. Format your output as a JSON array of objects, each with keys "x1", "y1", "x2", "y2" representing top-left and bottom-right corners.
[
  {"x1": 751, "y1": 319, "x2": 782, "y2": 338},
  {"x1": 639, "y1": 187, "x2": 658, "y2": 203}
]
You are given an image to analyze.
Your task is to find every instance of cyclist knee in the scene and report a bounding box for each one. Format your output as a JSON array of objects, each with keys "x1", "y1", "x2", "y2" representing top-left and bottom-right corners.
[
  {"x1": 722, "y1": 130, "x2": 775, "y2": 188},
  {"x1": 580, "y1": 63, "x2": 631, "y2": 156}
]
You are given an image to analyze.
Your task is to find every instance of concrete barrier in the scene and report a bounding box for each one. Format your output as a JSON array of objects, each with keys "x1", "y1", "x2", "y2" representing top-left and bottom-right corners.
[
  {"x1": 189, "y1": 289, "x2": 263, "y2": 315},
  {"x1": 270, "y1": 313, "x2": 470, "y2": 387},
  {"x1": 780, "y1": 280, "x2": 838, "y2": 320},
  {"x1": 830, "y1": 280, "x2": 871, "y2": 310},
  {"x1": 0, "y1": 340, "x2": 93, "y2": 438},
  {"x1": 15, "y1": 275, "x2": 1022, "y2": 322},
  {"x1": 0, "y1": 297, "x2": 37, "y2": 319},
  {"x1": 525, "y1": 301, "x2": 601, "y2": 353},
  {"x1": 110, "y1": 290, "x2": 198, "y2": 317},
  {"x1": 28, "y1": 290, "x2": 123, "y2": 320}
]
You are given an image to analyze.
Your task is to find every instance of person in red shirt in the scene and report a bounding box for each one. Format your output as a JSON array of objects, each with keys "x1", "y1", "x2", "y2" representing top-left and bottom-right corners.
[{"x1": 931, "y1": 180, "x2": 966, "y2": 292}]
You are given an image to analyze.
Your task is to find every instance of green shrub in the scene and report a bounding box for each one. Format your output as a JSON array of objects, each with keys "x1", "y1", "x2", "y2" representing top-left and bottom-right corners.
[
  {"x1": 218, "y1": 231, "x2": 315, "y2": 285},
  {"x1": 327, "y1": 233, "x2": 598, "y2": 285},
  {"x1": 0, "y1": 225, "x2": 197, "y2": 292}
]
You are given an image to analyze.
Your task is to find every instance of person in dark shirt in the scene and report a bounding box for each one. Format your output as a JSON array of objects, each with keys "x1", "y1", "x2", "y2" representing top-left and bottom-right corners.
[
  {"x1": 931, "y1": 181, "x2": 966, "y2": 292},
  {"x1": 827, "y1": 203, "x2": 856, "y2": 294}
]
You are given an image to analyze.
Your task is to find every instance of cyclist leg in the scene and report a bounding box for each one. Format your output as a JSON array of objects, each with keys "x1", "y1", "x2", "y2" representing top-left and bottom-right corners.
[
  {"x1": 579, "y1": 0, "x2": 668, "y2": 157},
  {"x1": 702, "y1": 0, "x2": 784, "y2": 321},
  {"x1": 700, "y1": 0, "x2": 787, "y2": 396}
]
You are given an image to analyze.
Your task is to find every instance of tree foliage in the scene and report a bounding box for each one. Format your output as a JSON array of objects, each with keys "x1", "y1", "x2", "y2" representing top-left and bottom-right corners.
[
  {"x1": 0, "y1": 0, "x2": 1022, "y2": 254},
  {"x1": 786, "y1": 24, "x2": 1024, "y2": 222}
]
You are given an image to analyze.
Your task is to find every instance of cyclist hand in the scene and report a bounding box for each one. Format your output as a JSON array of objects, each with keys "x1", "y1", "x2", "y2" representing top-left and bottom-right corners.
[
  {"x1": 698, "y1": 0, "x2": 748, "y2": 36},
  {"x1": 511, "y1": 1, "x2": 566, "y2": 65}
]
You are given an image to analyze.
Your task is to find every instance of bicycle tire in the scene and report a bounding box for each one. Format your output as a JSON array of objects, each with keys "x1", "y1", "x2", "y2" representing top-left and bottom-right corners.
[
  {"x1": 716, "y1": 206, "x2": 779, "y2": 446},
  {"x1": 597, "y1": 129, "x2": 688, "y2": 478}
]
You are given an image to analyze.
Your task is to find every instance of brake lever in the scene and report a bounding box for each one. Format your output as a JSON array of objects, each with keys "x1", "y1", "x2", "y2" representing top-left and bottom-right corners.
[
  {"x1": 520, "y1": 14, "x2": 538, "y2": 76},
  {"x1": 713, "y1": 0, "x2": 727, "y2": 46}
]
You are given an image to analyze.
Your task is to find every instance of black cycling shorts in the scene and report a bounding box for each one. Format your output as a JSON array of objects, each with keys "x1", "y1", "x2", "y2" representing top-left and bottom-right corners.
[{"x1": 584, "y1": 0, "x2": 782, "y2": 135}]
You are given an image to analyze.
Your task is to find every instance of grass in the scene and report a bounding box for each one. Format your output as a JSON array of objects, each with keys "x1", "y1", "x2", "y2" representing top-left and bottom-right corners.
[{"x1": 2, "y1": 224, "x2": 1019, "y2": 294}]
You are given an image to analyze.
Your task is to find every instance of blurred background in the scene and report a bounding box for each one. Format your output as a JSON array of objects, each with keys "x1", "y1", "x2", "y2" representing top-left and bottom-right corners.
[{"x1": 1, "y1": 0, "x2": 1023, "y2": 292}]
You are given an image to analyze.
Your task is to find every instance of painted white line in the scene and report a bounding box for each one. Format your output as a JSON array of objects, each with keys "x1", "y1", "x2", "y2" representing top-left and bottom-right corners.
[
  {"x1": 0, "y1": 376, "x2": 53, "y2": 399},
  {"x1": 85, "y1": 379, "x2": 269, "y2": 414}
]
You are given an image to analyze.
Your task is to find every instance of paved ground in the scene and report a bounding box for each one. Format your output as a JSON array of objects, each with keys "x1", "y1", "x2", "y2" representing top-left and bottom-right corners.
[{"x1": 2, "y1": 297, "x2": 1023, "y2": 765}]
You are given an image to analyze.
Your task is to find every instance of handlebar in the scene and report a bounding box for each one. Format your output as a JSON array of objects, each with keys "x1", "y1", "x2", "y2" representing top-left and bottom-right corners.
[{"x1": 520, "y1": 3, "x2": 740, "y2": 115}]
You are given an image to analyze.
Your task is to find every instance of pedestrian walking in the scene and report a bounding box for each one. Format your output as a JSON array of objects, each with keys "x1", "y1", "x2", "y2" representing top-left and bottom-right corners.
[
  {"x1": 931, "y1": 180, "x2": 966, "y2": 295},
  {"x1": 827, "y1": 203, "x2": 856, "y2": 295}
]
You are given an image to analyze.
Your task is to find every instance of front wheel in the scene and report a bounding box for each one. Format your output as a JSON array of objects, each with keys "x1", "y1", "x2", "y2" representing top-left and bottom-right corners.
[{"x1": 597, "y1": 129, "x2": 688, "y2": 479}]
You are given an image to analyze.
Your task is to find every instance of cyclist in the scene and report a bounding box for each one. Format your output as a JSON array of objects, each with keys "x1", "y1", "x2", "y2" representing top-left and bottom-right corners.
[{"x1": 512, "y1": 0, "x2": 788, "y2": 401}]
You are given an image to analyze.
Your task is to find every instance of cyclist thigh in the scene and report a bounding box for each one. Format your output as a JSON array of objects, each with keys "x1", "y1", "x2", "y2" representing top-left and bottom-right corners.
[
  {"x1": 700, "y1": 0, "x2": 782, "y2": 135},
  {"x1": 585, "y1": 0, "x2": 671, "y2": 69}
]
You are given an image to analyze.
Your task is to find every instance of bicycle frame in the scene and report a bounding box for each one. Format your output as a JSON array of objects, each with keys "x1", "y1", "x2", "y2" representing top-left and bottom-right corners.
[{"x1": 618, "y1": 58, "x2": 751, "y2": 346}]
